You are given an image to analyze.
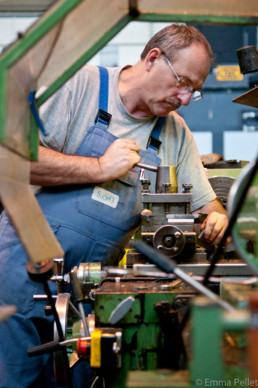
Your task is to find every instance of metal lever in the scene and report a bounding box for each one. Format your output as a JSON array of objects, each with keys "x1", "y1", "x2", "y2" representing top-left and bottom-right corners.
[
  {"x1": 108, "y1": 296, "x2": 135, "y2": 324},
  {"x1": 136, "y1": 162, "x2": 158, "y2": 172}
]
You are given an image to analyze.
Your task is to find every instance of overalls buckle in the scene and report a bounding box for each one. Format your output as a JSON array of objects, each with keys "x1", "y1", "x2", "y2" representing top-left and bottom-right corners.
[
  {"x1": 95, "y1": 109, "x2": 112, "y2": 126},
  {"x1": 147, "y1": 136, "x2": 162, "y2": 151}
]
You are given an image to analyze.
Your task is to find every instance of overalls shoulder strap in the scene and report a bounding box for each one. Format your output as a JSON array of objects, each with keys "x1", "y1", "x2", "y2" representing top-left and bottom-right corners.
[
  {"x1": 95, "y1": 66, "x2": 112, "y2": 127},
  {"x1": 98, "y1": 66, "x2": 109, "y2": 112},
  {"x1": 147, "y1": 116, "x2": 166, "y2": 152}
]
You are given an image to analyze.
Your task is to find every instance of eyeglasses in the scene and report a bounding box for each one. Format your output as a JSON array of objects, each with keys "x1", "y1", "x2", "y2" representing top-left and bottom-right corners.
[{"x1": 163, "y1": 54, "x2": 203, "y2": 101}]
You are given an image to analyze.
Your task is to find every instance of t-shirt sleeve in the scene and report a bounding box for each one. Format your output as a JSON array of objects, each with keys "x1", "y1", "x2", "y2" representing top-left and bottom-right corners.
[
  {"x1": 172, "y1": 116, "x2": 216, "y2": 211},
  {"x1": 38, "y1": 84, "x2": 72, "y2": 152}
]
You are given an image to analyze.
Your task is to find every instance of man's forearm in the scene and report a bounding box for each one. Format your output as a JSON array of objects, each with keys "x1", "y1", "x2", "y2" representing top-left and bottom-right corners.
[
  {"x1": 30, "y1": 140, "x2": 141, "y2": 186},
  {"x1": 193, "y1": 198, "x2": 227, "y2": 216},
  {"x1": 30, "y1": 146, "x2": 103, "y2": 186}
]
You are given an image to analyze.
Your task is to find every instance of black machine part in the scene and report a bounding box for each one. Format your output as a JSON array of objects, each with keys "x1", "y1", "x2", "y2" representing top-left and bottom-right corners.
[
  {"x1": 236, "y1": 45, "x2": 258, "y2": 74},
  {"x1": 233, "y1": 45, "x2": 258, "y2": 108}
]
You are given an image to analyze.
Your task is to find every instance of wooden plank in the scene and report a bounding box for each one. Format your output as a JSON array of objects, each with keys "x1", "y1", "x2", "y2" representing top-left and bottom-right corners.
[
  {"x1": 38, "y1": 0, "x2": 128, "y2": 87},
  {"x1": 0, "y1": 178, "x2": 64, "y2": 263},
  {"x1": 138, "y1": 0, "x2": 258, "y2": 17},
  {"x1": 0, "y1": 144, "x2": 30, "y2": 183},
  {"x1": 0, "y1": 146, "x2": 64, "y2": 263}
]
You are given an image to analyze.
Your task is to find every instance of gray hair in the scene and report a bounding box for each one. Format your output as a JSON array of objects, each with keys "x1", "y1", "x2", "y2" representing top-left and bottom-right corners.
[{"x1": 140, "y1": 24, "x2": 214, "y2": 64}]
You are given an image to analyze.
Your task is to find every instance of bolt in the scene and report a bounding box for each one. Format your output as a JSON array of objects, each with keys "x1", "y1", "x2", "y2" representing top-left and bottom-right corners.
[
  {"x1": 174, "y1": 231, "x2": 181, "y2": 239},
  {"x1": 163, "y1": 235, "x2": 175, "y2": 248},
  {"x1": 141, "y1": 179, "x2": 151, "y2": 193},
  {"x1": 182, "y1": 184, "x2": 193, "y2": 193},
  {"x1": 162, "y1": 183, "x2": 171, "y2": 193}
]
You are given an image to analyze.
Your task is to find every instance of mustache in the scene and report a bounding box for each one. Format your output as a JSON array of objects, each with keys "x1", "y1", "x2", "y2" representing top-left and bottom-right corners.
[{"x1": 165, "y1": 98, "x2": 181, "y2": 110}]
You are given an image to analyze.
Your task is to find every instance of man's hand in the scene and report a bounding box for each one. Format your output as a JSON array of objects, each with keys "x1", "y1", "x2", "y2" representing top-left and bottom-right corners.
[
  {"x1": 193, "y1": 198, "x2": 230, "y2": 246},
  {"x1": 99, "y1": 139, "x2": 141, "y2": 180},
  {"x1": 200, "y1": 212, "x2": 229, "y2": 245}
]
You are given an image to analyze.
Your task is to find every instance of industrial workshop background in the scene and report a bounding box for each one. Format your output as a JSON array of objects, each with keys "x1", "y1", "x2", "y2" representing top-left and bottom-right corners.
[
  {"x1": 0, "y1": 1, "x2": 257, "y2": 162},
  {"x1": 0, "y1": 1, "x2": 257, "y2": 388}
]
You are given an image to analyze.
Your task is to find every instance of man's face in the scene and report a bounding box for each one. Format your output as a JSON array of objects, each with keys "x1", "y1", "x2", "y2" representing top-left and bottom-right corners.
[{"x1": 143, "y1": 43, "x2": 210, "y2": 117}]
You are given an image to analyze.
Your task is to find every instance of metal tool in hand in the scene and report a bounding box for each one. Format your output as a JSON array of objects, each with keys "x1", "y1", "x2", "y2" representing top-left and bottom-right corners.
[{"x1": 136, "y1": 162, "x2": 158, "y2": 172}]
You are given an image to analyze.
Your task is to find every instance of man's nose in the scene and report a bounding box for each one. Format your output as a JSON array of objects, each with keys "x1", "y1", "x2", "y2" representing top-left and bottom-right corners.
[{"x1": 177, "y1": 92, "x2": 192, "y2": 106}]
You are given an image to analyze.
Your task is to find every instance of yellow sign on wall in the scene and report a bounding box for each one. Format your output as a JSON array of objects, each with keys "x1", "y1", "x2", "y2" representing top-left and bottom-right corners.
[{"x1": 216, "y1": 65, "x2": 244, "y2": 81}]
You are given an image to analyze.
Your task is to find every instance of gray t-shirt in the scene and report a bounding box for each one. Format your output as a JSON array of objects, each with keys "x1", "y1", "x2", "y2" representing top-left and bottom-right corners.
[{"x1": 40, "y1": 64, "x2": 216, "y2": 211}]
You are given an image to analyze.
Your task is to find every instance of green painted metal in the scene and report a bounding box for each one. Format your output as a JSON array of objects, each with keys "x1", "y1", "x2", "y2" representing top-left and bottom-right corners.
[
  {"x1": 224, "y1": 367, "x2": 249, "y2": 388},
  {"x1": 135, "y1": 13, "x2": 258, "y2": 26},
  {"x1": 71, "y1": 289, "x2": 252, "y2": 388},
  {"x1": 190, "y1": 301, "x2": 224, "y2": 383},
  {"x1": 29, "y1": 113, "x2": 39, "y2": 160},
  {"x1": 94, "y1": 289, "x2": 184, "y2": 387},
  {"x1": 232, "y1": 170, "x2": 258, "y2": 271},
  {"x1": 37, "y1": 14, "x2": 133, "y2": 106},
  {"x1": 0, "y1": 68, "x2": 7, "y2": 141},
  {"x1": 95, "y1": 293, "x2": 142, "y2": 325},
  {"x1": 94, "y1": 292, "x2": 178, "y2": 325}
]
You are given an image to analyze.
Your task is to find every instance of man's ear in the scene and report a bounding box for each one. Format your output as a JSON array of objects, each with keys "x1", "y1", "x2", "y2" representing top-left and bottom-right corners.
[{"x1": 145, "y1": 48, "x2": 162, "y2": 71}]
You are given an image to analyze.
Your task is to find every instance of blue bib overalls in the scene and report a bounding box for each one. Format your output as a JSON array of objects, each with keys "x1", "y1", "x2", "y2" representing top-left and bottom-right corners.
[{"x1": 0, "y1": 67, "x2": 164, "y2": 387}]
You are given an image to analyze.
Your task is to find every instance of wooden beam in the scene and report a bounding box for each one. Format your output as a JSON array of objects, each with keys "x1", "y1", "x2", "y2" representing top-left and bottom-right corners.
[
  {"x1": 0, "y1": 145, "x2": 64, "y2": 263},
  {"x1": 0, "y1": 0, "x2": 56, "y2": 13},
  {"x1": 137, "y1": 0, "x2": 258, "y2": 18}
]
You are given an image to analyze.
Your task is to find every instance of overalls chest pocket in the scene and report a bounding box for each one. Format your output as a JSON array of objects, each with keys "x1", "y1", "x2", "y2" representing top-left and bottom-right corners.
[{"x1": 75, "y1": 125, "x2": 141, "y2": 232}]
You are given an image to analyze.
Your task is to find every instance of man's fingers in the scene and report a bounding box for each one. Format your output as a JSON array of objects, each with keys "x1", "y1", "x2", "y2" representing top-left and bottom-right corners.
[{"x1": 201, "y1": 212, "x2": 229, "y2": 245}]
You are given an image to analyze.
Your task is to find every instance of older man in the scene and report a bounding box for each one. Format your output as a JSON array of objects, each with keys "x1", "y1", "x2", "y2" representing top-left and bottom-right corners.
[{"x1": 0, "y1": 24, "x2": 228, "y2": 387}]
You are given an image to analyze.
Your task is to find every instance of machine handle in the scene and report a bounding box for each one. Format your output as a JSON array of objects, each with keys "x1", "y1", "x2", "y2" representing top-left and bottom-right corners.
[
  {"x1": 136, "y1": 162, "x2": 158, "y2": 172},
  {"x1": 28, "y1": 340, "x2": 61, "y2": 357},
  {"x1": 108, "y1": 296, "x2": 135, "y2": 325}
]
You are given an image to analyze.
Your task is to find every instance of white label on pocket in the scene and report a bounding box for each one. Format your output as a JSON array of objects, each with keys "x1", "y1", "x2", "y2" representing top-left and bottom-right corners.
[{"x1": 92, "y1": 186, "x2": 119, "y2": 209}]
